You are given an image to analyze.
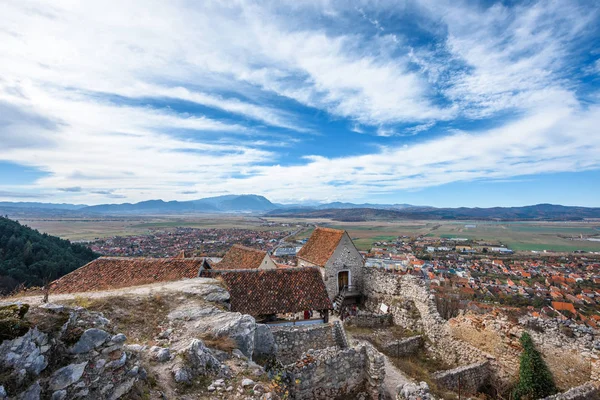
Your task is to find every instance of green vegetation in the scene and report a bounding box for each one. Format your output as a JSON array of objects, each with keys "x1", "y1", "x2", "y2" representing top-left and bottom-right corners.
[
  {"x1": 0, "y1": 216, "x2": 97, "y2": 292},
  {"x1": 513, "y1": 332, "x2": 557, "y2": 399}
]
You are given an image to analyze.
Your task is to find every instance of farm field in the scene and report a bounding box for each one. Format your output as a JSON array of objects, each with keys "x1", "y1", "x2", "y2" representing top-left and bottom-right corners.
[
  {"x1": 17, "y1": 214, "x2": 600, "y2": 253},
  {"x1": 268, "y1": 217, "x2": 600, "y2": 252},
  {"x1": 19, "y1": 215, "x2": 297, "y2": 241}
]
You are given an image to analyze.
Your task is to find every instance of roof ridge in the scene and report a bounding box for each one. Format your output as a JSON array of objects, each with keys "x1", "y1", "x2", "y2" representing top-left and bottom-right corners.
[
  {"x1": 231, "y1": 244, "x2": 266, "y2": 253},
  {"x1": 315, "y1": 226, "x2": 345, "y2": 233},
  {"x1": 208, "y1": 266, "x2": 320, "y2": 273}
]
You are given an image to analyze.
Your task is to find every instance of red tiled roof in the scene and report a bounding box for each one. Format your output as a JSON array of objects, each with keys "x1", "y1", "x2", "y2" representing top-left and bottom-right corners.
[
  {"x1": 201, "y1": 267, "x2": 332, "y2": 316},
  {"x1": 216, "y1": 244, "x2": 268, "y2": 270},
  {"x1": 50, "y1": 257, "x2": 206, "y2": 294},
  {"x1": 552, "y1": 301, "x2": 576, "y2": 314},
  {"x1": 297, "y1": 227, "x2": 345, "y2": 267}
]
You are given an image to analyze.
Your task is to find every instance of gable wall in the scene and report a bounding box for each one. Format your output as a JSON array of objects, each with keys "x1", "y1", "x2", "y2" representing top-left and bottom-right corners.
[
  {"x1": 323, "y1": 232, "x2": 364, "y2": 299},
  {"x1": 259, "y1": 254, "x2": 277, "y2": 269}
]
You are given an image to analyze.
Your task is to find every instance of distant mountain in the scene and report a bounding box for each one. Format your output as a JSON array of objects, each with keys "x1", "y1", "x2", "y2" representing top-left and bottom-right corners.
[
  {"x1": 81, "y1": 194, "x2": 277, "y2": 214},
  {"x1": 268, "y1": 204, "x2": 600, "y2": 221},
  {"x1": 0, "y1": 216, "x2": 98, "y2": 293},
  {"x1": 0, "y1": 202, "x2": 86, "y2": 210}
]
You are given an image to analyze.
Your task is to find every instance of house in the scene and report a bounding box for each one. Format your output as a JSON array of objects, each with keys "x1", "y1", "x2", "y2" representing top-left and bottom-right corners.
[
  {"x1": 50, "y1": 256, "x2": 210, "y2": 294},
  {"x1": 296, "y1": 227, "x2": 364, "y2": 300},
  {"x1": 214, "y1": 244, "x2": 276, "y2": 270},
  {"x1": 201, "y1": 267, "x2": 332, "y2": 321}
]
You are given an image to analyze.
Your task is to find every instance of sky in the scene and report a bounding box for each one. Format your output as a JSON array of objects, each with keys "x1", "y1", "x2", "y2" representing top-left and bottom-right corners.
[{"x1": 1, "y1": 0, "x2": 600, "y2": 207}]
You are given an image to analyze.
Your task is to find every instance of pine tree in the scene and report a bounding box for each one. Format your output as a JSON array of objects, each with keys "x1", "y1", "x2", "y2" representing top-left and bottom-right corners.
[{"x1": 513, "y1": 332, "x2": 557, "y2": 399}]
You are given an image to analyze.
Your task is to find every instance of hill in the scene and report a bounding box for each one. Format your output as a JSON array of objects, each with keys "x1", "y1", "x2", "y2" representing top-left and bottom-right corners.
[
  {"x1": 81, "y1": 194, "x2": 277, "y2": 214},
  {"x1": 268, "y1": 204, "x2": 600, "y2": 221},
  {"x1": 0, "y1": 217, "x2": 98, "y2": 294}
]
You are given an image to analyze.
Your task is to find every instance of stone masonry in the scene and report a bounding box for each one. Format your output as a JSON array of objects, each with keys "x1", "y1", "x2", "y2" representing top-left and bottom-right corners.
[
  {"x1": 362, "y1": 267, "x2": 488, "y2": 367},
  {"x1": 285, "y1": 343, "x2": 385, "y2": 399},
  {"x1": 270, "y1": 323, "x2": 337, "y2": 365},
  {"x1": 431, "y1": 361, "x2": 490, "y2": 394},
  {"x1": 380, "y1": 335, "x2": 423, "y2": 358},
  {"x1": 322, "y1": 233, "x2": 364, "y2": 300}
]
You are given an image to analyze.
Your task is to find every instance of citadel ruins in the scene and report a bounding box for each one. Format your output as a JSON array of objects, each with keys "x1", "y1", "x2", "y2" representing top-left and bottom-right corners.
[{"x1": 1, "y1": 227, "x2": 600, "y2": 399}]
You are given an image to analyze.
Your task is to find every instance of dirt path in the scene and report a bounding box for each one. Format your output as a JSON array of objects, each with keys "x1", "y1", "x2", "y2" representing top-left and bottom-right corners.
[
  {"x1": 1, "y1": 277, "x2": 221, "y2": 306},
  {"x1": 382, "y1": 353, "x2": 413, "y2": 399}
]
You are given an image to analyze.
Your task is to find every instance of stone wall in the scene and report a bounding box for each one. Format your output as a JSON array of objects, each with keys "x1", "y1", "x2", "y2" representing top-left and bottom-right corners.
[
  {"x1": 542, "y1": 383, "x2": 600, "y2": 400},
  {"x1": 323, "y1": 233, "x2": 364, "y2": 300},
  {"x1": 431, "y1": 361, "x2": 490, "y2": 394},
  {"x1": 344, "y1": 312, "x2": 393, "y2": 328},
  {"x1": 362, "y1": 268, "x2": 487, "y2": 367},
  {"x1": 380, "y1": 335, "x2": 423, "y2": 358},
  {"x1": 285, "y1": 343, "x2": 385, "y2": 399},
  {"x1": 270, "y1": 323, "x2": 336, "y2": 364}
]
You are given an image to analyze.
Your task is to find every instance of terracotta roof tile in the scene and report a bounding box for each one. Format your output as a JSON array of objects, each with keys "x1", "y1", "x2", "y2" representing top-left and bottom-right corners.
[
  {"x1": 201, "y1": 267, "x2": 332, "y2": 316},
  {"x1": 50, "y1": 257, "x2": 206, "y2": 294},
  {"x1": 552, "y1": 301, "x2": 576, "y2": 314},
  {"x1": 216, "y1": 244, "x2": 268, "y2": 270},
  {"x1": 296, "y1": 227, "x2": 345, "y2": 267}
]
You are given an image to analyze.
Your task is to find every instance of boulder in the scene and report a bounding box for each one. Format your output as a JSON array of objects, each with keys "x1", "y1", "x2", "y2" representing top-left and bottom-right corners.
[
  {"x1": 185, "y1": 339, "x2": 221, "y2": 374},
  {"x1": 69, "y1": 328, "x2": 110, "y2": 354},
  {"x1": 48, "y1": 362, "x2": 87, "y2": 391},
  {"x1": 168, "y1": 305, "x2": 257, "y2": 358},
  {"x1": 0, "y1": 328, "x2": 48, "y2": 376},
  {"x1": 253, "y1": 324, "x2": 276, "y2": 360},
  {"x1": 19, "y1": 381, "x2": 41, "y2": 400}
]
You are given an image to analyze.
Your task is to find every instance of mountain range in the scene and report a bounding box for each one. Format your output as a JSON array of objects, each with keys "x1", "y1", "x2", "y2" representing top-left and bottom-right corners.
[{"x1": 1, "y1": 196, "x2": 599, "y2": 221}]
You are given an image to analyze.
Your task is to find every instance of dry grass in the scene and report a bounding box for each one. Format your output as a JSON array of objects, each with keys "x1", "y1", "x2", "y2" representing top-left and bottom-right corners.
[
  {"x1": 63, "y1": 293, "x2": 172, "y2": 344},
  {"x1": 198, "y1": 333, "x2": 237, "y2": 353}
]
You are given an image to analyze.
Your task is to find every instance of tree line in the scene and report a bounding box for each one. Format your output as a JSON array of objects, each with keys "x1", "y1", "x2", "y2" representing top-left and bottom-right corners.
[{"x1": 0, "y1": 216, "x2": 98, "y2": 294}]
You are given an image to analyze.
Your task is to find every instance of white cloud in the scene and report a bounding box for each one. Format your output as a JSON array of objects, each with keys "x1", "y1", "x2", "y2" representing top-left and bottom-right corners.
[{"x1": 0, "y1": 0, "x2": 598, "y2": 204}]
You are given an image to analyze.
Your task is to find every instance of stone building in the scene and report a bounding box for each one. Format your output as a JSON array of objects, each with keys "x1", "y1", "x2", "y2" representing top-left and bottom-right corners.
[{"x1": 297, "y1": 227, "x2": 364, "y2": 301}]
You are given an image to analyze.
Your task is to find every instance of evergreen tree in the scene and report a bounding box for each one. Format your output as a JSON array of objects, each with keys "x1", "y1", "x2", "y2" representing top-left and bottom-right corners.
[
  {"x1": 513, "y1": 332, "x2": 557, "y2": 399},
  {"x1": 0, "y1": 217, "x2": 98, "y2": 292}
]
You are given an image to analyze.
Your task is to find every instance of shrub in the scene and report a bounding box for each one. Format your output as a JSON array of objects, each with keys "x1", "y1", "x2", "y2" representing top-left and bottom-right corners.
[{"x1": 513, "y1": 332, "x2": 557, "y2": 399}]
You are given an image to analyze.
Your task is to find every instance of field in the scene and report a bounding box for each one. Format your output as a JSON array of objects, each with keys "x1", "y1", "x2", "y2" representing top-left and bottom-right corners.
[
  {"x1": 19, "y1": 215, "x2": 298, "y2": 241},
  {"x1": 17, "y1": 214, "x2": 600, "y2": 253},
  {"x1": 269, "y1": 218, "x2": 600, "y2": 253}
]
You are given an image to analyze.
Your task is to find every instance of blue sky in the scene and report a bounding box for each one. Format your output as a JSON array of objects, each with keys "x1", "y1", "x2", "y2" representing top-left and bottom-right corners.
[{"x1": 1, "y1": 0, "x2": 600, "y2": 207}]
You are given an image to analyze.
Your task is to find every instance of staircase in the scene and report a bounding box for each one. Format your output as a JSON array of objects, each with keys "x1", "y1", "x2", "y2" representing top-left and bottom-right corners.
[
  {"x1": 333, "y1": 321, "x2": 349, "y2": 349},
  {"x1": 333, "y1": 292, "x2": 345, "y2": 315}
]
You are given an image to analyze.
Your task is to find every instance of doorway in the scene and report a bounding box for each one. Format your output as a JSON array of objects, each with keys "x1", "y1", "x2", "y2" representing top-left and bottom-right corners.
[{"x1": 338, "y1": 270, "x2": 350, "y2": 293}]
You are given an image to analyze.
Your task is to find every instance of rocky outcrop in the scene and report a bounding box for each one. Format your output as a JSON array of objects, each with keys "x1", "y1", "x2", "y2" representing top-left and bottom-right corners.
[
  {"x1": 172, "y1": 339, "x2": 223, "y2": 384},
  {"x1": 0, "y1": 303, "x2": 144, "y2": 400},
  {"x1": 168, "y1": 304, "x2": 256, "y2": 358},
  {"x1": 397, "y1": 382, "x2": 436, "y2": 400}
]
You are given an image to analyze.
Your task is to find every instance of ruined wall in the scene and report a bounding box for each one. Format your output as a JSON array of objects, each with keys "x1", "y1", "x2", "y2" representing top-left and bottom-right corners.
[
  {"x1": 362, "y1": 268, "x2": 487, "y2": 367},
  {"x1": 270, "y1": 324, "x2": 336, "y2": 364},
  {"x1": 323, "y1": 233, "x2": 364, "y2": 300},
  {"x1": 380, "y1": 335, "x2": 423, "y2": 358},
  {"x1": 286, "y1": 343, "x2": 385, "y2": 400},
  {"x1": 431, "y1": 361, "x2": 490, "y2": 394},
  {"x1": 344, "y1": 312, "x2": 393, "y2": 328},
  {"x1": 542, "y1": 383, "x2": 600, "y2": 400}
]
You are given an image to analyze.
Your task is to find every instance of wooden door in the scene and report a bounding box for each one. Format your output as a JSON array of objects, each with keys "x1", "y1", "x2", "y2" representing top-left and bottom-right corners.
[{"x1": 338, "y1": 271, "x2": 349, "y2": 292}]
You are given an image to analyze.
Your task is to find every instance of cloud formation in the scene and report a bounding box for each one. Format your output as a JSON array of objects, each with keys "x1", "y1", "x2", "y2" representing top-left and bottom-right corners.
[{"x1": 0, "y1": 0, "x2": 598, "y2": 204}]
